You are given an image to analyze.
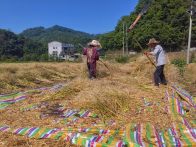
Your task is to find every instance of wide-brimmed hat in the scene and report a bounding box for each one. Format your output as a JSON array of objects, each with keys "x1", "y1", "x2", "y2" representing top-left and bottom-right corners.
[
  {"x1": 147, "y1": 38, "x2": 160, "y2": 46},
  {"x1": 88, "y1": 40, "x2": 102, "y2": 48}
]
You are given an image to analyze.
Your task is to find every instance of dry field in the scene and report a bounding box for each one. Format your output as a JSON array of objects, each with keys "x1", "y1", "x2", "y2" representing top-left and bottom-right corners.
[
  {"x1": 0, "y1": 62, "x2": 81, "y2": 94},
  {"x1": 0, "y1": 53, "x2": 195, "y2": 146}
]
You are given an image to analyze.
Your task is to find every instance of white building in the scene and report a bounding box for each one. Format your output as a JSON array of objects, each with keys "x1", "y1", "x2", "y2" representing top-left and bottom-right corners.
[
  {"x1": 48, "y1": 41, "x2": 76, "y2": 59},
  {"x1": 190, "y1": 47, "x2": 196, "y2": 51},
  {"x1": 129, "y1": 51, "x2": 137, "y2": 55}
]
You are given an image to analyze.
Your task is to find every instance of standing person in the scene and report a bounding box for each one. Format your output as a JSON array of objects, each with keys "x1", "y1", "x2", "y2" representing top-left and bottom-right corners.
[
  {"x1": 144, "y1": 38, "x2": 167, "y2": 87},
  {"x1": 83, "y1": 40, "x2": 100, "y2": 79}
]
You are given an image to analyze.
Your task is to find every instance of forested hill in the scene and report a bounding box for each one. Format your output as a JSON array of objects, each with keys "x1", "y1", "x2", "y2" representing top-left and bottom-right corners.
[
  {"x1": 99, "y1": 0, "x2": 196, "y2": 52},
  {"x1": 0, "y1": 26, "x2": 94, "y2": 61},
  {"x1": 20, "y1": 25, "x2": 94, "y2": 45}
]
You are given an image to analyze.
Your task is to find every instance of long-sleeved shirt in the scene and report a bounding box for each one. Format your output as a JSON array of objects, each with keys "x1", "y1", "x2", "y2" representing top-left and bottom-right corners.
[
  {"x1": 150, "y1": 45, "x2": 166, "y2": 66},
  {"x1": 83, "y1": 47, "x2": 99, "y2": 63}
]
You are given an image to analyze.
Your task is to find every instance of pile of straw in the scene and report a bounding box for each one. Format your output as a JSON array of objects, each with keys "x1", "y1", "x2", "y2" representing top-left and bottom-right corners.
[{"x1": 0, "y1": 53, "x2": 195, "y2": 146}]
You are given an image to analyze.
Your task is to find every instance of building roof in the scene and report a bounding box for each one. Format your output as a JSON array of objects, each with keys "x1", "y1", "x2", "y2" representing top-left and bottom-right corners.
[
  {"x1": 62, "y1": 43, "x2": 74, "y2": 48},
  {"x1": 48, "y1": 41, "x2": 74, "y2": 47},
  {"x1": 48, "y1": 41, "x2": 62, "y2": 45}
]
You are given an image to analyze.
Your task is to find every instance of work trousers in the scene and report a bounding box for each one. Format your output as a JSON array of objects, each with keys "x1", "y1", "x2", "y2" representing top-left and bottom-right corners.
[
  {"x1": 87, "y1": 62, "x2": 97, "y2": 79},
  {"x1": 154, "y1": 65, "x2": 167, "y2": 86}
]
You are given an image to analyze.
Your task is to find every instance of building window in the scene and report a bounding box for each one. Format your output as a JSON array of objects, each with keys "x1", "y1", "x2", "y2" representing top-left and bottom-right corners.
[{"x1": 52, "y1": 51, "x2": 58, "y2": 57}]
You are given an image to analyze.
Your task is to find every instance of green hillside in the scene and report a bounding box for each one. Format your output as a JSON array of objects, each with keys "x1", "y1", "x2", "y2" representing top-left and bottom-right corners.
[
  {"x1": 20, "y1": 25, "x2": 94, "y2": 45},
  {"x1": 0, "y1": 29, "x2": 24, "y2": 59},
  {"x1": 99, "y1": 0, "x2": 196, "y2": 52},
  {"x1": 0, "y1": 29, "x2": 48, "y2": 61},
  {"x1": 0, "y1": 26, "x2": 95, "y2": 61}
]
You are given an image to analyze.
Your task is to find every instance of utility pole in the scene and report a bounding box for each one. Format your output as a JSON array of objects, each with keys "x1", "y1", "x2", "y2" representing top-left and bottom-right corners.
[
  {"x1": 122, "y1": 22, "x2": 125, "y2": 56},
  {"x1": 187, "y1": 0, "x2": 196, "y2": 64},
  {"x1": 187, "y1": 4, "x2": 192, "y2": 64},
  {"x1": 126, "y1": 24, "x2": 128, "y2": 55}
]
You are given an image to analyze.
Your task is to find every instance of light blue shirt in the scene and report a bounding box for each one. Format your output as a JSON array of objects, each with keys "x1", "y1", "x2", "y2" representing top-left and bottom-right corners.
[{"x1": 150, "y1": 45, "x2": 166, "y2": 66}]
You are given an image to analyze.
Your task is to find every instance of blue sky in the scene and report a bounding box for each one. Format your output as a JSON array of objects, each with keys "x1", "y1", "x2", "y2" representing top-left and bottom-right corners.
[{"x1": 0, "y1": 0, "x2": 138, "y2": 34}]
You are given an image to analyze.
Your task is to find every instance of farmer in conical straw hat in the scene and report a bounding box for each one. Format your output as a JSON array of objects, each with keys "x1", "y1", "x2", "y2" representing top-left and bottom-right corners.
[
  {"x1": 144, "y1": 38, "x2": 167, "y2": 87},
  {"x1": 83, "y1": 40, "x2": 101, "y2": 80}
]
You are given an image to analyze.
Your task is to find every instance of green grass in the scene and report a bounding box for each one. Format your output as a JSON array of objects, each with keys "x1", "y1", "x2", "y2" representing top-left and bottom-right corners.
[{"x1": 115, "y1": 56, "x2": 130, "y2": 63}]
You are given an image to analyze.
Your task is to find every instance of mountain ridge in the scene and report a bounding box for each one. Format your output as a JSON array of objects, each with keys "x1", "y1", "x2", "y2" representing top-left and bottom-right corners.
[{"x1": 20, "y1": 25, "x2": 94, "y2": 44}]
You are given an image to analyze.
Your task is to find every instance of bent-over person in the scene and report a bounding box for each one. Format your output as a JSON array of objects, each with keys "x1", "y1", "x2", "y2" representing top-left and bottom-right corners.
[{"x1": 145, "y1": 38, "x2": 167, "y2": 87}]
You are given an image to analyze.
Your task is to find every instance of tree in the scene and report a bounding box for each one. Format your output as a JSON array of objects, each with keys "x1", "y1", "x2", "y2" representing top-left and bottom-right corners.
[
  {"x1": 0, "y1": 29, "x2": 24, "y2": 59},
  {"x1": 99, "y1": 0, "x2": 193, "y2": 52}
]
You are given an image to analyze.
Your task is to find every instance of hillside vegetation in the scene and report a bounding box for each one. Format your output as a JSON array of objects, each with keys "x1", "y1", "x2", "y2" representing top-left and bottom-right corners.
[
  {"x1": 20, "y1": 25, "x2": 94, "y2": 45},
  {"x1": 0, "y1": 26, "x2": 94, "y2": 61},
  {"x1": 99, "y1": 0, "x2": 196, "y2": 51}
]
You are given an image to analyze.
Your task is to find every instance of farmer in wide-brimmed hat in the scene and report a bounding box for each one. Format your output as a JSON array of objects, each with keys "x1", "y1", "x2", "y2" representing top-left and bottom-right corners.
[
  {"x1": 144, "y1": 38, "x2": 167, "y2": 87},
  {"x1": 83, "y1": 40, "x2": 100, "y2": 79}
]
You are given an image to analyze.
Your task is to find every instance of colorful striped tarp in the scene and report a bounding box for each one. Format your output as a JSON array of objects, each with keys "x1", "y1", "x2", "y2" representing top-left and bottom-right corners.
[
  {"x1": 0, "y1": 84, "x2": 195, "y2": 147},
  {"x1": 0, "y1": 84, "x2": 64, "y2": 110},
  {"x1": 0, "y1": 93, "x2": 27, "y2": 110}
]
